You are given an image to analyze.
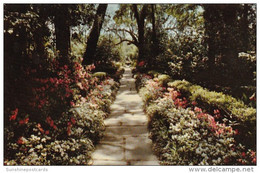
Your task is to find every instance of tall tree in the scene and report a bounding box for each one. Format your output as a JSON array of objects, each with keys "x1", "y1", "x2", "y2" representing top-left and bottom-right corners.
[
  {"x1": 82, "y1": 4, "x2": 108, "y2": 65},
  {"x1": 54, "y1": 5, "x2": 71, "y2": 65},
  {"x1": 150, "y1": 4, "x2": 159, "y2": 57},
  {"x1": 240, "y1": 4, "x2": 249, "y2": 52},
  {"x1": 203, "y1": 4, "x2": 241, "y2": 67},
  {"x1": 132, "y1": 4, "x2": 148, "y2": 61}
]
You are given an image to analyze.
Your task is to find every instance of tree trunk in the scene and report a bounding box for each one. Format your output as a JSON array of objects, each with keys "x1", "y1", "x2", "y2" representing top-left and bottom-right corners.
[
  {"x1": 151, "y1": 4, "x2": 158, "y2": 57},
  {"x1": 54, "y1": 5, "x2": 70, "y2": 65},
  {"x1": 241, "y1": 4, "x2": 249, "y2": 52},
  {"x1": 82, "y1": 4, "x2": 108, "y2": 65},
  {"x1": 132, "y1": 4, "x2": 147, "y2": 62},
  {"x1": 221, "y1": 5, "x2": 239, "y2": 62},
  {"x1": 203, "y1": 5, "x2": 218, "y2": 69}
]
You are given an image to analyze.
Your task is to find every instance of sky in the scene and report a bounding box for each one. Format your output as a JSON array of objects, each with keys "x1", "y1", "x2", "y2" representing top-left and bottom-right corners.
[{"x1": 107, "y1": 4, "x2": 119, "y2": 17}]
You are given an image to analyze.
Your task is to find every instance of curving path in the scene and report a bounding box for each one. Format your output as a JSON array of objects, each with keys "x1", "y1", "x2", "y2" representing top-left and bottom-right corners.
[{"x1": 91, "y1": 67, "x2": 159, "y2": 165}]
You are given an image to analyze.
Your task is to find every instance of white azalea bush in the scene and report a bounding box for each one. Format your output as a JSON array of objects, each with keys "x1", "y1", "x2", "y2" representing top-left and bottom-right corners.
[
  {"x1": 5, "y1": 127, "x2": 94, "y2": 165},
  {"x1": 147, "y1": 98, "x2": 242, "y2": 165}
]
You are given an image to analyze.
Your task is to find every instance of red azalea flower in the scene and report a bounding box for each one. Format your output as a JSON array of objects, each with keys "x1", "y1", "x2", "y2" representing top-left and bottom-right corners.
[
  {"x1": 197, "y1": 113, "x2": 207, "y2": 119},
  {"x1": 37, "y1": 123, "x2": 45, "y2": 133},
  {"x1": 71, "y1": 117, "x2": 76, "y2": 125},
  {"x1": 49, "y1": 78, "x2": 54, "y2": 83},
  {"x1": 216, "y1": 128, "x2": 224, "y2": 135},
  {"x1": 45, "y1": 130, "x2": 49, "y2": 135},
  {"x1": 234, "y1": 129, "x2": 239, "y2": 135},
  {"x1": 9, "y1": 114, "x2": 17, "y2": 121},
  {"x1": 9, "y1": 108, "x2": 18, "y2": 121},
  {"x1": 17, "y1": 137, "x2": 24, "y2": 145},
  {"x1": 227, "y1": 127, "x2": 233, "y2": 133},
  {"x1": 194, "y1": 107, "x2": 202, "y2": 113},
  {"x1": 67, "y1": 126, "x2": 71, "y2": 136},
  {"x1": 39, "y1": 127, "x2": 44, "y2": 134},
  {"x1": 238, "y1": 159, "x2": 243, "y2": 163},
  {"x1": 252, "y1": 157, "x2": 256, "y2": 164},
  {"x1": 50, "y1": 121, "x2": 54, "y2": 127},
  {"x1": 46, "y1": 116, "x2": 51, "y2": 123},
  {"x1": 224, "y1": 157, "x2": 229, "y2": 164},
  {"x1": 241, "y1": 152, "x2": 246, "y2": 158},
  {"x1": 138, "y1": 61, "x2": 145, "y2": 67},
  {"x1": 70, "y1": 101, "x2": 75, "y2": 106},
  {"x1": 214, "y1": 109, "x2": 220, "y2": 114},
  {"x1": 251, "y1": 151, "x2": 256, "y2": 158},
  {"x1": 191, "y1": 101, "x2": 197, "y2": 105},
  {"x1": 19, "y1": 120, "x2": 24, "y2": 125}
]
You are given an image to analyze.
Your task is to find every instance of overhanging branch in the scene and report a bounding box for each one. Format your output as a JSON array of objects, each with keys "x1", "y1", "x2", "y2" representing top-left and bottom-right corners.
[{"x1": 107, "y1": 27, "x2": 139, "y2": 46}]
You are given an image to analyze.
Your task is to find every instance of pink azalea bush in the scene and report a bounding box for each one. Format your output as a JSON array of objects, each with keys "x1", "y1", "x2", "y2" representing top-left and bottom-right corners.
[{"x1": 4, "y1": 58, "x2": 121, "y2": 165}]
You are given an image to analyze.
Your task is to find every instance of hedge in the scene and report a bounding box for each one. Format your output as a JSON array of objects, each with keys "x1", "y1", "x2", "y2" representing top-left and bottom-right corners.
[{"x1": 167, "y1": 80, "x2": 256, "y2": 123}]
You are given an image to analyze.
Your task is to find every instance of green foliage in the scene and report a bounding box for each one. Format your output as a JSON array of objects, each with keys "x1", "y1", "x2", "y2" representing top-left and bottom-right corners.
[
  {"x1": 147, "y1": 70, "x2": 160, "y2": 78},
  {"x1": 157, "y1": 74, "x2": 172, "y2": 86},
  {"x1": 134, "y1": 73, "x2": 153, "y2": 91},
  {"x1": 114, "y1": 4, "x2": 134, "y2": 25},
  {"x1": 71, "y1": 36, "x2": 87, "y2": 58},
  {"x1": 139, "y1": 79, "x2": 163, "y2": 106},
  {"x1": 93, "y1": 72, "x2": 107, "y2": 79},
  {"x1": 67, "y1": 105, "x2": 106, "y2": 143},
  {"x1": 166, "y1": 4, "x2": 204, "y2": 30},
  {"x1": 168, "y1": 80, "x2": 256, "y2": 123}
]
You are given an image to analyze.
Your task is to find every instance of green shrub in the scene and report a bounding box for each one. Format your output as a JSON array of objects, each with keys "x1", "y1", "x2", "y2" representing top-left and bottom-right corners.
[
  {"x1": 157, "y1": 74, "x2": 172, "y2": 86},
  {"x1": 168, "y1": 80, "x2": 256, "y2": 123},
  {"x1": 134, "y1": 73, "x2": 153, "y2": 91},
  {"x1": 148, "y1": 70, "x2": 160, "y2": 78},
  {"x1": 47, "y1": 138, "x2": 94, "y2": 165},
  {"x1": 139, "y1": 80, "x2": 163, "y2": 106},
  {"x1": 68, "y1": 104, "x2": 106, "y2": 143},
  {"x1": 139, "y1": 87, "x2": 154, "y2": 106},
  {"x1": 93, "y1": 72, "x2": 107, "y2": 79}
]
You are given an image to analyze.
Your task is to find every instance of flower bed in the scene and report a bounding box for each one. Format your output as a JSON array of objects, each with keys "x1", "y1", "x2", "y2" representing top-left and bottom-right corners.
[
  {"x1": 168, "y1": 80, "x2": 256, "y2": 149},
  {"x1": 4, "y1": 60, "x2": 122, "y2": 165},
  {"x1": 136, "y1": 73, "x2": 256, "y2": 165}
]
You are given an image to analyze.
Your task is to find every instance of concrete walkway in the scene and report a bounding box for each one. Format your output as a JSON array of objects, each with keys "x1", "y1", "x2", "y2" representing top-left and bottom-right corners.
[{"x1": 91, "y1": 67, "x2": 159, "y2": 166}]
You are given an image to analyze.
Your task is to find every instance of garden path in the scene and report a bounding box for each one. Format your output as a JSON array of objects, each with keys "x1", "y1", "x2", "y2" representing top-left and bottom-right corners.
[{"x1": 91, "y1": 66, "x2": 159, "y2": 165}]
